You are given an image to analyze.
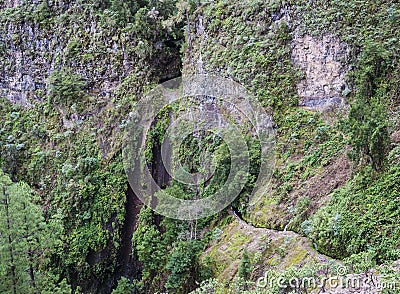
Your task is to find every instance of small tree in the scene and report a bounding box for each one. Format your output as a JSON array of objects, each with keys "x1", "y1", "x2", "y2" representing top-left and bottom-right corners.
[
  {"x1": 48, "y1": 67, "x2": 86, "y2": 105},
  {"x1": 237, "y1": 249, "x2": 251, "y2": 281},
  {"x1": 0, "y1": 171, "x2": 67, "y2": 293},
  {"x1": 162, "y1": 0, "x2": 197, "y2": 53},
  {"x1": 165, "y1": 240, "x2": 203, "y2": 293},
  {"x1": 132, "y1": 208, "x2": 166, "y2": 290},
  {"x1": 112, "y1": 277, "x2": 134, "y2": 294}
]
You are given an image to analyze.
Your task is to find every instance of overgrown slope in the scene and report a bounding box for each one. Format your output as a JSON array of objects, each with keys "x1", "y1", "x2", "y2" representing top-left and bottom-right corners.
[{"x1": 1, "y1": 0, "x2": 400, "y2": 293}]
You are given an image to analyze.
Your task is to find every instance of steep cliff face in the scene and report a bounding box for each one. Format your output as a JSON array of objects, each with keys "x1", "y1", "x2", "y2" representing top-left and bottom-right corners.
[
  {"x1": 185, "y1": 2, "x2": 353, "y2": 111},
  {"x1": 0, "y1": 0, "x2": 183, "y2": 292},
  {"x1": 0, "y1": 0, "x2": 181, "y2": 106},
  {"x1": 1, "y1": 0, "x2": 400, "y2": 293},
  {"x1": 182, "y1": 0, "x2": 351, "y2": 228},
  {"x1": 181, "y1": 0, "x2": 400, "y2": 288}
]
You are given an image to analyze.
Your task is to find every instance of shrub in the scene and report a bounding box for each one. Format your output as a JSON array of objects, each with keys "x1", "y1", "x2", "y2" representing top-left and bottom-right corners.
[
  {"x1": 345, "y1": 42, "x2": 392, "y2": 170},
  {"x1": 48, "y1": 67, "x2": 86, "y2": 105}
]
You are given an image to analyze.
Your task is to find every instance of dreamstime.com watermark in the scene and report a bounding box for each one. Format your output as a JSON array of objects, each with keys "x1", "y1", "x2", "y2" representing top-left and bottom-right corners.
[{"x1": 256, "y1": 266, "x2": 400, "y2": 292}]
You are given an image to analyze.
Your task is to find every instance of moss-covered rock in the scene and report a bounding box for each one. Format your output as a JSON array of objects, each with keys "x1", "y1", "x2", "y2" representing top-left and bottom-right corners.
[{"x1": 203, "y1": 218, "x2": 332, "y2": 283}]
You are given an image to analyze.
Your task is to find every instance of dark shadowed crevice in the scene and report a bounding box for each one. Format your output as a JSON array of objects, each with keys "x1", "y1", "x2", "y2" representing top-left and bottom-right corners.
[
  {"x1": 149, "y1": 128, "x2": 171, "y2": 226},
  {"x1": 115, "y1": 184, "x2": 142, "y2": 280}
]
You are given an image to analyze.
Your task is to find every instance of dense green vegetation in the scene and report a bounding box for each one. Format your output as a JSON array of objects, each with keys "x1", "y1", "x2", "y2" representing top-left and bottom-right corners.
[
  {"x1": 1, "y1": 0, "x2": 400, "y2": 293},
  {"x1": 0, "y1": 0, "x2": 186, "y2": 292},
  {"x1": 0, "y1": 171, "x2": 72, "y2": 293}
]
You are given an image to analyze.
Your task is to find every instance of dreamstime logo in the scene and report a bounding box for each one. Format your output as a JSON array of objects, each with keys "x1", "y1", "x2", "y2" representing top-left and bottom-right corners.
[
  {"x1": 256, "y1": 266, "x2": 400, "y2": 292},
  {"x1": 122, "y1": 75, "x2": 276, "y2": 220}
]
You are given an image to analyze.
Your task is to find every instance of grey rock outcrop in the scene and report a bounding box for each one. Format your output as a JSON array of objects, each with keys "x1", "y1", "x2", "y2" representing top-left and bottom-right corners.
[{"x1": 292, "y1": 34, "x2": 351, "y2": 111}]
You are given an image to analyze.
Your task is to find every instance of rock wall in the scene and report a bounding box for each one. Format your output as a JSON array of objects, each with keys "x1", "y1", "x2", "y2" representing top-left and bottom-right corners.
[
  {"x1": 0, "y1": 1, "x2": 183, "y2": 292},
  {"x1": 0, "y1": 0, "x2": 181, "y2": 106},
  {"x1": 186, "y1": 2, "x2": 353, "y2": 112},
  {"x1": 292, "y1": 34, "x2": 351, "y2": 110}
]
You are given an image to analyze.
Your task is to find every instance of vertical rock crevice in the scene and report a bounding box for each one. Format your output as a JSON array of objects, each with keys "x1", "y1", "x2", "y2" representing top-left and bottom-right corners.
[
  {"x1": 115, "y1": 185, "x2": 142, "y2": 281},
  {"x1": 115, "y1": 126, "x2": 172, "y2": 283}
]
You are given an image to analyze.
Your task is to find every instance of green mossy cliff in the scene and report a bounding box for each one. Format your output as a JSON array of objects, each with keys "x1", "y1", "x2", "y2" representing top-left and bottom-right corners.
[{"x1": 1, "y1": 0, "x2": 400, "y2": 293}]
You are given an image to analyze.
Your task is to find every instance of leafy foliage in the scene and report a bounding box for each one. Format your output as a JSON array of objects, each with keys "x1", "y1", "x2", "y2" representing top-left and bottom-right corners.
[
  {"x1": 237, "y1": 249, "x2": 251, "y2": 280},
  {"x1": 165, "y1": 240, "x2": 203, "y2": 293},
  {"x1": 112, "y1": 277, "x2": 134, "y2": 294},
  {"x1": 48, "y1": 67, "x2": 86, "y2": 105},
  {"x1": 1, "y1": 0, "x2": 400, "y2": 293},
  {"x1": 132, "y1": 208, "x2": 166, "y2": 283},
  {"x1": 0, "y1": 171, "x2": 71, "y2": 293},
  {"x1": 345, "y1": 42, "x2": 392, "y2": 170},
  {"x1": 304, "y1": 165, "x2": 400, "y2": 262}
]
